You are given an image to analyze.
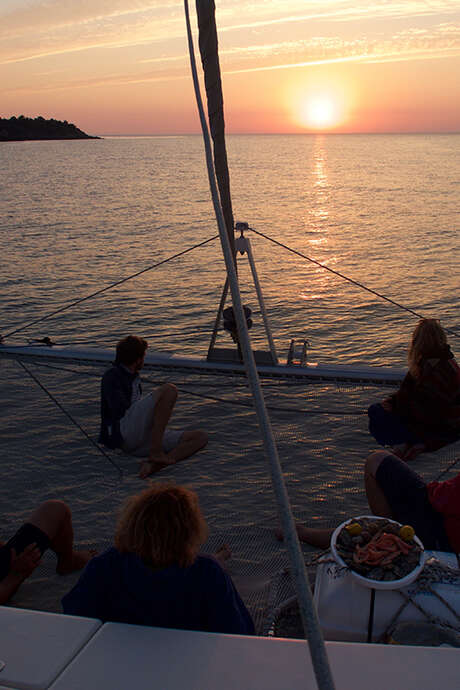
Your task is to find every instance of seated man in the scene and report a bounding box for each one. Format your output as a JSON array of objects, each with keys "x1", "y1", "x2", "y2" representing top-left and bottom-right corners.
[
  {"x1": 276, "y1": 450, "x2": 460, "y2": 556},
  {"x1": 99, "y1": 335, "x2": 208, "y2": 478},
  {"x1": 0, "y1": 500, "x2": 94, "y2": 605}
]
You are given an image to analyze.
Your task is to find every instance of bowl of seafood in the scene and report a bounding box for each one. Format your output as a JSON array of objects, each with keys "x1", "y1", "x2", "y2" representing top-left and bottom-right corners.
[{"x1": 330, "y1": 515, "x2": 426, "y2": 590}]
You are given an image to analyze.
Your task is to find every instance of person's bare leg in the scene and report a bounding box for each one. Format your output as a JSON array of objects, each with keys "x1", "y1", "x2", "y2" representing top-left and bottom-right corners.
[
  {"x1": 275, "y1": 524, "x2": 334, "y2": 549},
  {"x1": 147, "y1": 383, "x2": 178, "y2": 466},
  {"x1": 29, "y1": 500, "x2": 95, "y2": 574},
  {"x1": 364, "y1": 450, "x2": 393, "y2": 517},
  {"x1": 139, "y1": 430, "x2": 208, "y2": 479},
  {"x1": 167, "y1": 430, "x2": 208, "y2": 463}
]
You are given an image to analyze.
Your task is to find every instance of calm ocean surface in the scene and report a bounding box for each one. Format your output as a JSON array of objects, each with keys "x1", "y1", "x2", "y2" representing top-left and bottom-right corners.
[
  {"x1": 1, "y1": 134, "x2": 459, "y2": 618},
  {"x1": 2, "y1": 133, "x2": 459, "y2": 366}
]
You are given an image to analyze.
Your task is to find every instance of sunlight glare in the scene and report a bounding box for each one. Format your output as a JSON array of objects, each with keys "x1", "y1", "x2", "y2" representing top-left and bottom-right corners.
[{"x1": 300, "y1": 95, "x2": 342, "y2": 130}]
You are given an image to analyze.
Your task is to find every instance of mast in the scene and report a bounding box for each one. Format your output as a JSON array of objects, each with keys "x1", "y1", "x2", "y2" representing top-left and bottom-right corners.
[{"x1": 195, "y1": 0, "x2": 235, "y2": 258}]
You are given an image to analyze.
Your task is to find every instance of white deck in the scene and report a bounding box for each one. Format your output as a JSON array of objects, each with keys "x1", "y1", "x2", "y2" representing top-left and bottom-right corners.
[
  {"x1": 50, "y1": 622, "x2": 460, "y2": 690},
  {"x1": 0, "y1": 606, "x2": 101, "y2": 690},
  {"x1": 1, "y1": 606, "x2": 459, "y2": 689}
]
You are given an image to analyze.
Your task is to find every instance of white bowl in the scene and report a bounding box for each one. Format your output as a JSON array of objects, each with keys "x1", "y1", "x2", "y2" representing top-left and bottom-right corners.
[{"x1": 330, "y1": 515, "x2": 426, "y2": 590}]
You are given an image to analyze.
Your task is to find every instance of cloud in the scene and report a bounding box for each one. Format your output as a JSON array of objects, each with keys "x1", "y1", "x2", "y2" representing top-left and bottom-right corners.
[
  {"x1": 0, "y1": 1, "x2": 179, "y2": 38},
  {"x1": 4, "y1": 21, "x2": 459, "y2": 97},
  {"x1": 1, "y1": 1, "x2": 459, "y2": 83},
  {"x1": 219, "y1": 22, "x2": 460, "y2": 74}
]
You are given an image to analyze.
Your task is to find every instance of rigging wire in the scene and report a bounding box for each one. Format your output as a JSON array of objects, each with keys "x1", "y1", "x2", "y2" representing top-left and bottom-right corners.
[
  {"x1": 142, "y1": 375, "x2": 366, "y2": 416},
  {"x1": 16, "y1": 360, "x2": 123, "y2": 478},
  {"x1": 185, "y1": 2, "x2": 335, "y2": 688},
  {"x1": 19, "y1": 360, "x2": 367, "y2": 416},
  {"x1": 3, "y1": 234, "x2": 218, "y2": 340},
  {"x1": 29, "y1": 327, "x2": 218, "y2": 347},
  {"x1": 248, "y1": 226, "x2": 460, "y2": 339}
]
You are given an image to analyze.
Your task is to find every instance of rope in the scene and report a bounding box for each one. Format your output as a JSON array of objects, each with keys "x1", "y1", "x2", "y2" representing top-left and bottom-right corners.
[
  {"x1": 186, "y1": 2, "x2": 335, "y2": 688},
  {"x1": 248, "y1": 226, "x2": 460, "y2": 339},
  {"x1": 3, "y1": 235, "x2": 218, "y2": 340},
  {"x1": 16, "y1": 360, "x2": 123, "y2": 478},
  {"x1": 143, "y1": 377, "x2": 366, "y2": 416}
]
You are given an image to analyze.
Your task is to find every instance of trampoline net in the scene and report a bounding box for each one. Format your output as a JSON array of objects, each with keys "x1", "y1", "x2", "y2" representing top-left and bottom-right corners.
[{"x1": 2, "y1": 360, "x2": 459, "y2": 635}]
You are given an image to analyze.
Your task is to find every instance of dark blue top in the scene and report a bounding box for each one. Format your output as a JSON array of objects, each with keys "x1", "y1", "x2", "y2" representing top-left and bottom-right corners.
[
  {"x1": 62, "y1": 548, "x2": 255, "y2": 635},
  {"x1": 99, "y1": 364, "x2": 139, "y2": 449}
]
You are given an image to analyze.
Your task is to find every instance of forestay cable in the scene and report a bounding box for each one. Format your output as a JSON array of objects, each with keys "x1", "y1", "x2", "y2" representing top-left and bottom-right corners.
[
  {"x1": 17, "y1": 360, "x2": 123, "y2": 478},
  {"x1": 4, "y1": 235, "x2": 218, "y2": 340},
  {"x1": 248, "y1": 226, "x2": 460, "y2": 339}
]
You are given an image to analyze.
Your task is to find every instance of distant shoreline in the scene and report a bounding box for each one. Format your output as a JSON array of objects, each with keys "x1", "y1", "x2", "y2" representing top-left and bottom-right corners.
[{"x1": 0, "y1": 116, "x2": 100, "y2": 142}]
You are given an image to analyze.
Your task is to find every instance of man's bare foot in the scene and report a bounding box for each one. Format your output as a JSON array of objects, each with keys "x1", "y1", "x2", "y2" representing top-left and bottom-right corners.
[
  {"x1": 56, "y1": 549, "x2": 96, "y2": 575},
  {"x1": 138, "y1": 459, "x2": 173, "y2": 479},
  {"x1": 213, "y1": 543, "x2": 231, "y2": 566}
]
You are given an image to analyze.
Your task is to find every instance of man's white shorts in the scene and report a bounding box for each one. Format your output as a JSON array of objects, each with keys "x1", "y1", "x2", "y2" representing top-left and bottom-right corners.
[{"x1": 119, "y1": 392, "x2": 183, "y2": 457}]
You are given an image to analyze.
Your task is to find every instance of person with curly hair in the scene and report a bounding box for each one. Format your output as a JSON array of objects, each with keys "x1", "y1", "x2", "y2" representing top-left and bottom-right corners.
[{"x1": 62, "y1": 483, "x2": 254, "y2": 635}]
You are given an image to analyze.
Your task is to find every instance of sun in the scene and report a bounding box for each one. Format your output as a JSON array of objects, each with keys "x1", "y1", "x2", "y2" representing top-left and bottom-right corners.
[
  {"x1": 298, "y1": 94, "x2": 345, "y2": 131},
  {"x1": 305, "y1": 98, "x2": 336, "y2": 128}
]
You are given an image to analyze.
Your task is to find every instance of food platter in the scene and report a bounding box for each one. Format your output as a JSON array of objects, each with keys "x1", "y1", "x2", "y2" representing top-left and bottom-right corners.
[{"x1": 330, "y1": 515, "x2": 426, "y2": 590}]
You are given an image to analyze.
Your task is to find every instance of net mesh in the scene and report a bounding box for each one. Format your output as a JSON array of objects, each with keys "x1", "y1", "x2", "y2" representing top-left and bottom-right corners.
[{"x1": 2, "y1": 360, "x2": 459, "y2": 635}]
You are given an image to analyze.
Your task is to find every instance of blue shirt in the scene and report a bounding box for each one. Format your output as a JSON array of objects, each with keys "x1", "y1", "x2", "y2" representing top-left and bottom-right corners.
[{"x1": 62, "y1": 548, "x2": 254, "y2": 635}]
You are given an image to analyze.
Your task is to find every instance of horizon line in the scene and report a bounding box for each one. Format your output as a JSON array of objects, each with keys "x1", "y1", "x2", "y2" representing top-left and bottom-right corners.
[{"x1": 95, "y1": 130, "x2": 460, "y2": 137}]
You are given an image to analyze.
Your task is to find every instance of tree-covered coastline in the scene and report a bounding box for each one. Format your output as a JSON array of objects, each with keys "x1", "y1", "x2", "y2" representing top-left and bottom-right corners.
[{"x1": 0, "y1": 116, "x2": 100, "y2": 141}]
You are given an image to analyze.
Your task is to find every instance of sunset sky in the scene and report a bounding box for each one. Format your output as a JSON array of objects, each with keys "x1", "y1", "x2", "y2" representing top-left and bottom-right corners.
[{"x1": 1, "y1": 1, "x2": 459, "y2": 135}]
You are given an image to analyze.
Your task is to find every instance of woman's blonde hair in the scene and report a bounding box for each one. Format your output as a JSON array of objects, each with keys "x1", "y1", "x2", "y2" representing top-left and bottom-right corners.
[
  {"x1": 115, "y1": 483, "x2": 208, "y2": 569},
  {"x1": 408, "y1": 318, "x2": 448, "y2": 379}
]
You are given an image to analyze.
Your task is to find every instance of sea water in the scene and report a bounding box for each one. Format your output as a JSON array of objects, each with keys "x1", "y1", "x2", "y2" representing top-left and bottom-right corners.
[
  {"x1": 1, "y1": 133, "x2": 459, "y2": 364},
  {"x1": 1, "y1": 134, "x2": 459, "y2": 620}
]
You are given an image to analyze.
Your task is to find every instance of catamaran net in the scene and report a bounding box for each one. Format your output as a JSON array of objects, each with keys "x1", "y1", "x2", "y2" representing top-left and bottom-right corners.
[{"x1": 3, "y1": 359, "x2": 459, "y2": 634}]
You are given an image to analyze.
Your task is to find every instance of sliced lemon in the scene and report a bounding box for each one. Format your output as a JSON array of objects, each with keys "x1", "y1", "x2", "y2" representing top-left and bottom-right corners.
[
  {"x1": 345, "y1": 522, "x2": 362, "y2": 536},
  {"x1": 399, "y1": 525, "x2": 415, "y2": 541}
]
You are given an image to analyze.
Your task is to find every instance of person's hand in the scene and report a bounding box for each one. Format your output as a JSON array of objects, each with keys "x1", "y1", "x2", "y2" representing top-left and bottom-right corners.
[
  {"x1": 9, "y1": 544, "x2": 42, "y2": 578},
  {"x1": 381, "y1": 399, "x2": 392, "y2": 412}
]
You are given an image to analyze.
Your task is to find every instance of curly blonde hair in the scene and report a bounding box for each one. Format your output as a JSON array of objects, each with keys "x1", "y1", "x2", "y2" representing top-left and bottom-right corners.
[
  {"x1": 408, "y1": 318, "x2": 448, "y2": 380},
  {"x1": 114, "y1": 483, "x2": 208, "y2": 569}
]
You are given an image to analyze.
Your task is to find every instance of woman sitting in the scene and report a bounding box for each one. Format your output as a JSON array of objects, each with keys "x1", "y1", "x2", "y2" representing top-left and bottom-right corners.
[
  {"x1": 62, "y1": 483, "x2": 254, "y2": 635},
  {"x1": 368, "y1": 318, "x2": 460, "y2": 460}
]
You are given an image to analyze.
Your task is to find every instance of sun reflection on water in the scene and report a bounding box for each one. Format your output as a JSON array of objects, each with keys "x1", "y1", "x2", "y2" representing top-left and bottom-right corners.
[{"x1": 299, "y1": 136, "x2": 333, "y2": 301}]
